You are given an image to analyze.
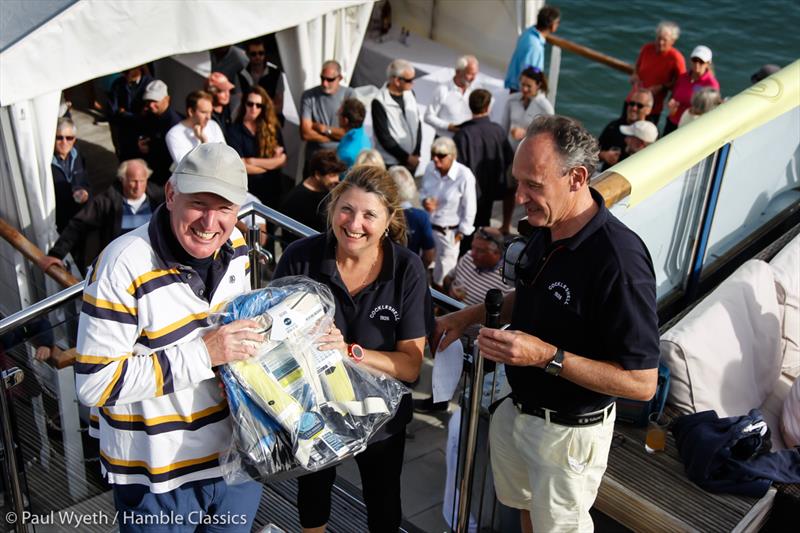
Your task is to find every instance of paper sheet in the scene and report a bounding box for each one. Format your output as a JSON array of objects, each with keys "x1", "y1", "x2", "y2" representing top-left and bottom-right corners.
[{"x1": 432, "y1": 334, "x2": 464, "y2": 403}]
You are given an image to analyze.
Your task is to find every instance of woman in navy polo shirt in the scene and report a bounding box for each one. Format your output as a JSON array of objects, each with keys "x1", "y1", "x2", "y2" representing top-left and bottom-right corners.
[{"x1": 273, "y1": 165, "x2": 429, "y2": 532}]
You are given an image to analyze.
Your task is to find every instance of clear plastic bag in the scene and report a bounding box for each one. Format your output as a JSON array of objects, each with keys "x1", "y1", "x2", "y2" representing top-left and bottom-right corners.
[{"x1": 214, "y1": 276, "x2": 407, "y2": 483}]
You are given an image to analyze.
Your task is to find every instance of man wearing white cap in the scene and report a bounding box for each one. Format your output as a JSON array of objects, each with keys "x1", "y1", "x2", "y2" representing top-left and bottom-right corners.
[
  {"x1": 620, "y1": 120, "x2": 659, "y2": 157},
  {"x1": 75, "y1": 143, "x2": 264, "y2": 529}
]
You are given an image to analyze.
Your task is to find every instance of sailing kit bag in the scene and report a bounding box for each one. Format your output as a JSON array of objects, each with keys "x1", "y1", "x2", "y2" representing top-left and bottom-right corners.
[
  {"x1": 212, "y1": 276, "x2": 407, "y2": 483},
  {"x1": 616, "y1": 361, "x2": 671, "y2": 426}
]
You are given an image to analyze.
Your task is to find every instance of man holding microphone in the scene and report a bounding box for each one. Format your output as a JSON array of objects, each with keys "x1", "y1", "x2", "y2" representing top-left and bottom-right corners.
[{"x1": 434, "y1": 115, "x2": 660, "y2": 533}]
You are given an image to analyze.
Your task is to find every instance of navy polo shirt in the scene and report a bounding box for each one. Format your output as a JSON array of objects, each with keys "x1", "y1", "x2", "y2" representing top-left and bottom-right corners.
[
  {"x1": 273, "y1": 232, "x2": 429, "y2": 433},
  {"x1": 507, "y1": 188, "x2": 660, "y2": 414}
]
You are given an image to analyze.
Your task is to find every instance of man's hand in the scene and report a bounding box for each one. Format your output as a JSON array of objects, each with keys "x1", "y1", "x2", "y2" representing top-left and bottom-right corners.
[
  {"x1": 454, "y1": 232, "x2": 463, "y2": 243},
  {"x1": 203, "y1": 320, "x2": 264, "y2": 366},
  {"x1": 137, "y1": 136, "x2": 150, "y2": 155},
  {"x1": 72, "y1": 189, "x2": 89, "y2": 204},
  {"x1": 34, "y1": 346, "x2": 52, "y2": 362},
  {"x1": 510, "y1": 126, "x2": 526, "y2": 141},
  {"x1": 432, "y1": 311, "x2": 472, "y2": 354},
  {"x1": 38, "y1": 255, "x2": 65, "y2": 272},
  {"x1": 447, "y1": 123, "x2": 459, "y2": 133},
  {"x1": 422, "y1": 197, "x2": 438, "y2": 213},
  {"x1": 406, "y1": 154, "x2": 420, "y2": 172},
  {"x1": 193, "y1": 124, "x2": 208, "y2": 143},
  {"x1": 599, "y1": 147, "x2": 621, "y2": 166},
  {"x1": 476, "y1": 327, "x2": 555, "y2": 367}
]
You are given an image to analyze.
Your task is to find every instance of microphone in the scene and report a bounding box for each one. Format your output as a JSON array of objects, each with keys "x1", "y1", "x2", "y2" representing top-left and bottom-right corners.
[{"x1": 484, "y1": 288, "x2": 503, "y2": 329}]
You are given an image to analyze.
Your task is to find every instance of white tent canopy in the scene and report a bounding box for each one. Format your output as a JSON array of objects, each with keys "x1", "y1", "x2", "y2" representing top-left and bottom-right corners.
[
  {"x1": 0, "y1": 0, "x2": 373, "y2": 106},
  {"x1": 0, "y1": 0, "x2": 373, "y2": 314}
]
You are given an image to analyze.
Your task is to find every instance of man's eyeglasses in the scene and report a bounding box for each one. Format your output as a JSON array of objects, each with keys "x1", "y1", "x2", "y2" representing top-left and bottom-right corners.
[
  {"x1": 245, "y1": 101, "x2": 264, "y2": 109},
  {"x1": 431, "y1": 152, "x2": 450, "y2": 159},
  {"x1": 626, "y1": 101, "x2": 647, "y2": 109},
  {"x1": 476, "y1": 227, "x2": 505, "y2": 249},
  {"x1": 56, "y1": 135, "x2": 75, "y2": 141},
  {"x1": 320, "y1": 75, "x2": 340, "y2": 83},
  {"x1": 397, "y1": 76, "x2": 415, "y2": 84},
  {"x1": 248, "y1": 50, "x2": 265, "y2": 57}
]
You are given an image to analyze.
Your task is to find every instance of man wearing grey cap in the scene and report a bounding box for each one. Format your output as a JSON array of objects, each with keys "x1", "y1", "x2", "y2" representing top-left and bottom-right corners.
[
  {"x1": 75, "y1": 143, "x2": 264, "y2": 528},
  {"x1": 132, "y1": 79, "x2": 182, "y2": 185}
]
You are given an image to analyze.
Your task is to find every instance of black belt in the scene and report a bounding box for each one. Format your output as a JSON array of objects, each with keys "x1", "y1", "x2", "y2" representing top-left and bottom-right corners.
[
  {"x1": 431, "y1": 224, "x2": 459, "y2": 234},
  {"x1": 490, "y1": 395, "x2": 614, "y2": 427}
]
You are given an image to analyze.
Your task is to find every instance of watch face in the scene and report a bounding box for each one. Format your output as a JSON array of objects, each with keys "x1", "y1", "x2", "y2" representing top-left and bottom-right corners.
[{"x1": 351, "y1": 344, "x2": 364, "y2": 360}]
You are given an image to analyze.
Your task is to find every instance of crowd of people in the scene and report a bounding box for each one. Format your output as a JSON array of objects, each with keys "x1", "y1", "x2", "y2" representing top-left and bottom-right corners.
[{"x1": 30, "y1": 5, "x2": 788, "y2": 533}]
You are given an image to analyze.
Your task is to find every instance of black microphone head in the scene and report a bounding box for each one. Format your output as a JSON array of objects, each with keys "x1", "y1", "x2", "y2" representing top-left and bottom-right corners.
[{"x1": 485, "y1": 288, "x2": 503, "y2": 312}]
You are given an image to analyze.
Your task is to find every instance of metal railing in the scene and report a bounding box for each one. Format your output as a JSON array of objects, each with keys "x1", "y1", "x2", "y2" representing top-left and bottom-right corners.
[{"x1": 0, "y1": 200, "x2": 474, "y2": 532}]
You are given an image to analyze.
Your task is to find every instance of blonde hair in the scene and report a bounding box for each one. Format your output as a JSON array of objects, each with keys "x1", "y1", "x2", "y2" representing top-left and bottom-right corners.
[
  {"x1": 388, "y1": 165, "x2": 419, "y2": 206},
  {"x1": 354, "y1": 149, "x2": 386, "y2": 169},
  {"x1": 327, "y1": 165, "x2": 407, "y2": 245}
]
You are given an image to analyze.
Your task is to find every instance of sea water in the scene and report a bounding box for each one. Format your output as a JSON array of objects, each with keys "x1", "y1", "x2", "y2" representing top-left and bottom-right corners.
[{"x1": 551, "y1": 0, "x2": 800, "y2": 136}]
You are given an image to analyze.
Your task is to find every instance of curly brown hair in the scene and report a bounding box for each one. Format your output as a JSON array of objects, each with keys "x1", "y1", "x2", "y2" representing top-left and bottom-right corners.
[
  {"x1": 326, "y1": 165, "x2": 407, "y2": 245},
  {"x1": 235, "y1": 86, "x2": 280, "y2": 157}
]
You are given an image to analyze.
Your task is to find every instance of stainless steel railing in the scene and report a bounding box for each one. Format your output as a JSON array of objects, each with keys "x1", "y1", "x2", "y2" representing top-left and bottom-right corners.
[{"x1": 0, "y1": 201, "x2": 480, "y2": 531}]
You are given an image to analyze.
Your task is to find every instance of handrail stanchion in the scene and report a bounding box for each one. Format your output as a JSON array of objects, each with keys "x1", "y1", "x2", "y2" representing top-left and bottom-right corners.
[
  {"x1": 547, "y1": 44, "x2": 562, "y2": 108},
  {"x1": 456, "y1": 342, "x2": 485, "y2": 532},
  {"x1": 1, "y1": 371, "x2": 29, "y2": 532}
]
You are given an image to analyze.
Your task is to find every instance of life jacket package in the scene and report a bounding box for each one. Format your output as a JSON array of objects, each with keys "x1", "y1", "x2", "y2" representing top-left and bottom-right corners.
[{"x1": 213, "y1": 276, "x2": 407, "y2": 483}]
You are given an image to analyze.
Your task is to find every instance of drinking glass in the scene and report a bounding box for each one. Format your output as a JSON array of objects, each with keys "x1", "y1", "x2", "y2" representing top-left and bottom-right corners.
[{"x1": 645, "y1": 412, "x2": 669, "y2": 454}]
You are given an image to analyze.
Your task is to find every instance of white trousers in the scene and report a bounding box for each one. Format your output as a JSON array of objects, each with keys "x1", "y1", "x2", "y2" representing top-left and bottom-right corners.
[{"x1": 432, "y1": 228, "x2": 459, "y2": 286}]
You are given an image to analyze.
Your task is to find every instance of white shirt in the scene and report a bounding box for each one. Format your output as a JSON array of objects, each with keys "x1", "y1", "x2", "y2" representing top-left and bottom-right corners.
[
  {"x1": 424, "y1": 77, "x2": 474, "y2": 138},
  {"x1": 165, "y1": 120, "x2": 226, "y2": 164},
  {"x1": 419, "y1": 160, "x2": 477, "y2": 236},
  {"x1": 501, "y1": 92, "x2": 554, "y2": 151}
]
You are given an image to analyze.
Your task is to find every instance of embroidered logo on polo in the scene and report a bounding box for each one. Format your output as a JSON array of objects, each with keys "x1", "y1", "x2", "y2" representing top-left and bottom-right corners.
[
  {"x1": 369, "y1": 304, "x2": 400, "y2": 322},
  {"x1": 547, "y1": 281, "x2": 571, "y2": 305}
]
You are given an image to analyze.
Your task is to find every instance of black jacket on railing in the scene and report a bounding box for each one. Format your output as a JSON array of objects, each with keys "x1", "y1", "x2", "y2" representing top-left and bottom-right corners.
[{"x1": 49, "y1": 181, "x2": 164, "y2": 274}]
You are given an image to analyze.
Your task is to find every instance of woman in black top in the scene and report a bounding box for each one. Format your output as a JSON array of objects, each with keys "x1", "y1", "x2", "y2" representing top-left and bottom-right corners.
[
  {"x1": 274, "y1": 165, "x2": 429, "y2": 532},
  {"x1": 227, "y1": 86, "x2": 287, "y2": 207}
]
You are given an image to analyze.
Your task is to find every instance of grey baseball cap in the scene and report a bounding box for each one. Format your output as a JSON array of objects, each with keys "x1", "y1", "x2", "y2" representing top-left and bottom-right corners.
[
  {"x1": 143, "y1": 79, "x2": 168, "y2": 101},
  {"x1": 172, "y1": 143, "x2": 248, "y2": 205}
]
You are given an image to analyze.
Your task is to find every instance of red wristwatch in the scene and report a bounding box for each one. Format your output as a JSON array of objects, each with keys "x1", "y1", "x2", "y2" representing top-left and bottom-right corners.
[{"x1": 347, "y1": 343, "x2": 364, "y2": 363}]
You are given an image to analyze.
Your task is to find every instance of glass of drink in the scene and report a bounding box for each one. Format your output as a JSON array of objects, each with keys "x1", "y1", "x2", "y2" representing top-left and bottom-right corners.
[{"x1": 645, "y1": 412, "x2": 669, "y2": 454}]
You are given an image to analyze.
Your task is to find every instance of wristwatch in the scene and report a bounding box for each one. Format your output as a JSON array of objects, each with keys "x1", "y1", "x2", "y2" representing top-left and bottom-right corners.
[
  {"x1": 326, "y1": 127, "x2": 332, "y2": 137},
  {"x1": 544, "y1": 347, "x2": 564, "y2": 376},
  {"x1": 347, "y1": 343, "x2": 364, "y2": 363}
]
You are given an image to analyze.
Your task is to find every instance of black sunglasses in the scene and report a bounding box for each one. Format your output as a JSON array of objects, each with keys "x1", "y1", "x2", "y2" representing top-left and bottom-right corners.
[
  {"x1": 476, "y1": 227, "x2": 505, "y2": 249},
  {"x1": 245, "y1": 101, "x2": 264, "y2": 109},
  {"x1": 56, "y1": 135, "x2": 75, "y2": 141},
  {"x1": 321, "y1": 75, "x2": 340, "y2": 83},
  {"x1": 627, "y1": 101, "x2": 647, "y2": 109},
  {"x1": 248, "y1": 50, "x2": 265, "y2": 56},
  {"x1": 397, "y1": 76, "x2": 415, "y2": 84},
  {"x1": 431, "y1": 152, "x2": 450, "y2": 159}
]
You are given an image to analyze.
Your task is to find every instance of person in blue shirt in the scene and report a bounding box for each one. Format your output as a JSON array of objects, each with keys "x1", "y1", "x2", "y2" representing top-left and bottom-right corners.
[
  {"x1": 504, "y1": 5, "x2": 561, "y2": 92},
  {"x1": 388, "y1": 165, "x2": 435, "y2": 268},
  {"x1": 337, "y1": 98, "x2": 372, "y2": 168}
]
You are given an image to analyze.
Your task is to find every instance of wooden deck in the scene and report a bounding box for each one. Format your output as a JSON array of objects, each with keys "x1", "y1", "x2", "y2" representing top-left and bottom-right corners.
[{"x1": 595, "y1": 423, "x2": 775, "y2": 533}]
